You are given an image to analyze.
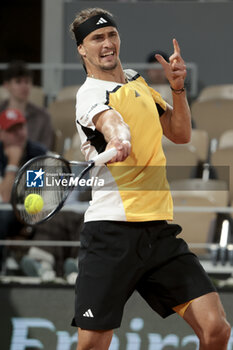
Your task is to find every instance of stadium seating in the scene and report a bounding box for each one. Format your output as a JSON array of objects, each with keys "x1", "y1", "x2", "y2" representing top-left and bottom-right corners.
[
  {"x1": 163, "y1": 129, "x2": 209, "y2": 163},
  {"x1": 171, "y1": 179, "x2": 229, "y2": 255},
  {"x1": 170, "y1": 178, "x2": 228, "y2": 192},
  {"x1": 163, "y1": 144, "x2": 198, "y2": 181},
  {"x1": 198, "y1": 84, "x2": 233, "y2": 102},
  {"x1": 56, "y1": 85, "x2": 80, "y2": 101},
  {"x1": 63, "y1": 133, "x2": 85, "y2": 162},
  {"x1": 48, "y1": 99, "x2": 76, "y2": 154},
  {"x1": 162, "y1": 129, "x2": 209, "y2": 181},
  {"x1": 211, "y1": 147, "x2": 233, "y2": 204},
  {"x1": 218, "y1": 130, "x2": 233, "y2": 150},
  {"x1": 191, "y1": 98, "x2": 233, "y2": 141},
  {"x1": 28, "y1": 86, "x2": 46, "y2": 107},
  {"x1": 190, "y1": 129, "x2": 209, "y2": 163}
]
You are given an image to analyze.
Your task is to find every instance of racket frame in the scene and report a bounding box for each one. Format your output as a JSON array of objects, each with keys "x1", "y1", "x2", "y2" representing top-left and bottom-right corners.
[{"x1": 11, "y1": 154, "x2": 94, "y2": 226}]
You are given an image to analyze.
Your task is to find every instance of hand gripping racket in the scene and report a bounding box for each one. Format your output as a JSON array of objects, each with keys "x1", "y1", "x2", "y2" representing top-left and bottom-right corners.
[{"x1": 11, "y1": 148, "x2": 117, "y2": 226}]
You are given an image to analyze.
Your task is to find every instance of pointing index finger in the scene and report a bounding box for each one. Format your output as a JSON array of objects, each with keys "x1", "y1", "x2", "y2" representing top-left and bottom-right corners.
[
  {"x1": 155, "y1": 54, "x2": 169, "y2": 69},
  {"x1": 173, "y1": 38, "x2": 181, "y2": 54}
]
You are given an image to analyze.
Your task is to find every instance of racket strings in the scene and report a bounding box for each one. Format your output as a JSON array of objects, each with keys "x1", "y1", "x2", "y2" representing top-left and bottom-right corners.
[
  {"x1": 12, "y1": 148, "x2": 116, "y2": 226},
  {"x1": 13, "y1": 157, "x2": 72, "y2": 225}
]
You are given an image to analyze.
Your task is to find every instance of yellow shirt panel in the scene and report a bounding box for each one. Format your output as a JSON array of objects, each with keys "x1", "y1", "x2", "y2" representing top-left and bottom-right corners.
[{"x1": 107, "y1": 75, "x2": 173, "y2": 221}]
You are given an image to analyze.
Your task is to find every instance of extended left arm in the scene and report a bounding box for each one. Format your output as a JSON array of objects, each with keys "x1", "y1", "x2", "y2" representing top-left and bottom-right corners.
[{"x1": 156, "y1": 39, "x2": 191, "y2": 144}]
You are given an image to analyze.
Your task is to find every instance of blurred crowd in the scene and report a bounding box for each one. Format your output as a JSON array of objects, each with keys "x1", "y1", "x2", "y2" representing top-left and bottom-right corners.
[
  {"x1": 0, "y1": 57, "x2": 233, "y2": 281},
  {"x1": 0, "y1": 61, "x2": 83, "y2": 281}
]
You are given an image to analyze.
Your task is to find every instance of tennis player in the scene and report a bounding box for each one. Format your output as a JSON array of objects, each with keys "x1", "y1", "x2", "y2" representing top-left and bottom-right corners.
[{"x1": 70, "y1": 8, "x2": 230, "y2": 350}]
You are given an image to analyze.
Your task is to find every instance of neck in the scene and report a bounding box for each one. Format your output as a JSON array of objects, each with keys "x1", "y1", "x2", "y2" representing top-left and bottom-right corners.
[
  {"x1": 8, "y1": 98, "x2": 27, "y2": 114},
  {"x1": 87, "y1": 62, "x2": 126, "y2": 84}
]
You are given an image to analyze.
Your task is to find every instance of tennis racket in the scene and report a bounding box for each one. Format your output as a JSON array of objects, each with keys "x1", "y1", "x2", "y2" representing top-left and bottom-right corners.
[{"x1": 11, "y1": 148, "x2": 117, "y2": 226}]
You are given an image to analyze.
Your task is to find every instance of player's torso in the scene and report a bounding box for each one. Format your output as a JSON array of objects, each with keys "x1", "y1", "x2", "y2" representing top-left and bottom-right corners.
[{"x1": 76, "y1": 70, "x2": 173, "y2": 222}]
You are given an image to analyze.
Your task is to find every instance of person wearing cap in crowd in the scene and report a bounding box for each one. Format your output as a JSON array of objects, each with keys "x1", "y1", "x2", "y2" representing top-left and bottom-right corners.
[
  {"x1": 0, "y1": 108, "x2": 47, "y2": 270},
  {"x1": 0, "y1": 108, "x2": 47, "y2": 202},
  {"x1": 0, "y1": 61, "x2": 54, "y2": 150},
  {"x1": 0, "y1": 109, "x2": 82, "y2": 279}
]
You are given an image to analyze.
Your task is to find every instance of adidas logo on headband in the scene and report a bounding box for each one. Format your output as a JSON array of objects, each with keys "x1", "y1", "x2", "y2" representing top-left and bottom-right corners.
[
  {"x1": 96, "y1": 17, "x2": 107, "y2": 25},
  {"x1": 75, "y1": 14, "x2": 117, "y2": 46}
]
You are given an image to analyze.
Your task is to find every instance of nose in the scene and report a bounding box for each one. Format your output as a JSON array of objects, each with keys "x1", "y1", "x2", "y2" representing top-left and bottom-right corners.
[{"x1": 103, "y1": 36, "x2": 114, "y2": 48}]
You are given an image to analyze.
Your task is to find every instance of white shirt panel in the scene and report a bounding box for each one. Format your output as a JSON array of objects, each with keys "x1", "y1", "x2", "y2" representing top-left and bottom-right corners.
[{"x1": 74, "y1": 70, "x2": 141, "y2": 222}]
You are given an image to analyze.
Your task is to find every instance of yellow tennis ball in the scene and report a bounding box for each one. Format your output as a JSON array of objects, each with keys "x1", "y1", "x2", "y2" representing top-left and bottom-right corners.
[{"x1": 24, "y1": 194, "x2": 44, "y2": 215}]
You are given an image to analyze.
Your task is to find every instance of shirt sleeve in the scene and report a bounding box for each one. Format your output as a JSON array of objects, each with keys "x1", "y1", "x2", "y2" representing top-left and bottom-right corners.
[
  {"x1": 76, "y1": 87, "x2": 111, "y2": 129},
  {"x1": 148, "y1": 87, "x2": 167, "y2": 117}
]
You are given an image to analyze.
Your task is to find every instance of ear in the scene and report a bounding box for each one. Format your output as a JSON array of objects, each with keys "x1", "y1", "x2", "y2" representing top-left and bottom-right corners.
[{"x1": 78, "y1": 44, "x2": 86, "y2": 58}]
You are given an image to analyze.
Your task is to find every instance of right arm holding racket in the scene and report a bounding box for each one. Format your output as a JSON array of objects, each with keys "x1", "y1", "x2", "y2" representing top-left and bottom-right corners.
[
  {"x1": 11, "y1": 109, "x2": 131, "y2": 226},
  {"x1": 93, "y1": 108, "x2": 131, "y2": 163}
]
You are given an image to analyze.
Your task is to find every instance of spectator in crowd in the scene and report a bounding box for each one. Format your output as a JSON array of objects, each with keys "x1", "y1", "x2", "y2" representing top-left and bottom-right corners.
[
  {"x1": 146, "y1": 50, "x2": 169, "y2": 84},
  {"x1": 0, "y1": 108, "x2": 47, "y2": 202},
  {"x1": 0, "y1": 110, "x2": 83, "y2": 281},
  {"x1": 145, "y1": 50, "x2": 174, "y2": 106},
  {"x1": 0, "y1": 108, "x2": 47, "y2": 270},
  {"x1": 0, "y1": 61, "x2": 54, "y2": 150},
  {"x1": 0, "y1": 108, "x2": 83, "y2": 278}
]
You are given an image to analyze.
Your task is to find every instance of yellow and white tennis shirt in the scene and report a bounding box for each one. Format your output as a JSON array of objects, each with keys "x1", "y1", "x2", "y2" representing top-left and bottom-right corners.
[{"x1": 76, "y1": 69, "x2": 173, "y2": 222}]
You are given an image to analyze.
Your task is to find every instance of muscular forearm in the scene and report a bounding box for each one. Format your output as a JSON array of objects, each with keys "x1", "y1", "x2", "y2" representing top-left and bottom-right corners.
[
  {"x1": 100, "y1": 113, "x2": 131, "y2": 143},
  {"x1": 161, "y1": 91, "x2": 191, "y2": 144},
  {"x1": 170, "y1": 90, "x2": 191, "y2": 143},
  {"x1": 93, "y1": 109, "x2": 131, "y2": 162}
]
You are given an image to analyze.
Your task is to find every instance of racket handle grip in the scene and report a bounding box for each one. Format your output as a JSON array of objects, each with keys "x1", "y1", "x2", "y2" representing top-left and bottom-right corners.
[{"x1": 93, "y1": 148, "x2": 117, "y2": 165}]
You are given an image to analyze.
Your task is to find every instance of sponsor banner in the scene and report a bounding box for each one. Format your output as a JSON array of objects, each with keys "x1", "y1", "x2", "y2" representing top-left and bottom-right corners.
[{"x1": 1, "y1": 286, "x2": 233, "y2": 350}]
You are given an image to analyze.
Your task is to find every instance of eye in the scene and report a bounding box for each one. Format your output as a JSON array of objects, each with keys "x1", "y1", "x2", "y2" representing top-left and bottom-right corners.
[{"x1": 92, "y1": 35, "x2": 104, "y2": 42}]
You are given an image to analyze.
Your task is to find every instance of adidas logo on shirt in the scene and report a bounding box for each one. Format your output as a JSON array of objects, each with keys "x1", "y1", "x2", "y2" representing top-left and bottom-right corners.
[
  {"x1": 96, "y1": 17, "x2": 107, "y2": 25},
  {"x1": 83, "y1": 309, "x2": 94, "y2": 318}
]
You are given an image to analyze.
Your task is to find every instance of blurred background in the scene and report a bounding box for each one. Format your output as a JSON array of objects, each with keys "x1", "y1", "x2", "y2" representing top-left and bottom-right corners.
[
  {"x1": 1, "y1": 0, "x2": 233, "y2": 99},
  {"x1": 1, "y1": 1, "x2": 233, "y2": 349}
]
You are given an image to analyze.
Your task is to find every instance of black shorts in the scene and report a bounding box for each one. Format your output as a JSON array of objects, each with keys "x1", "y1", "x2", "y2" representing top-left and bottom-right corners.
[{"x1": 71, "y1": 220, "x2": 215, "y2": 330}]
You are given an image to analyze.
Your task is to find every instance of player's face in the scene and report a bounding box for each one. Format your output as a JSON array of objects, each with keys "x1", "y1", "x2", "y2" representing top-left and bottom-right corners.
[
  {"x1": 5, "y1": 77, "x2": 32, "y2": 102},
  {"x1": 78, "y1": 27, "x2": 121, "y2": 74}
]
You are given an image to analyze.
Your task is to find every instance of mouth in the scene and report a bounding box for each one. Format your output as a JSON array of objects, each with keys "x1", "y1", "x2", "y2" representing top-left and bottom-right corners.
[{"x1": 100, "y1": 51, "x2": 115, "y2": 58}]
